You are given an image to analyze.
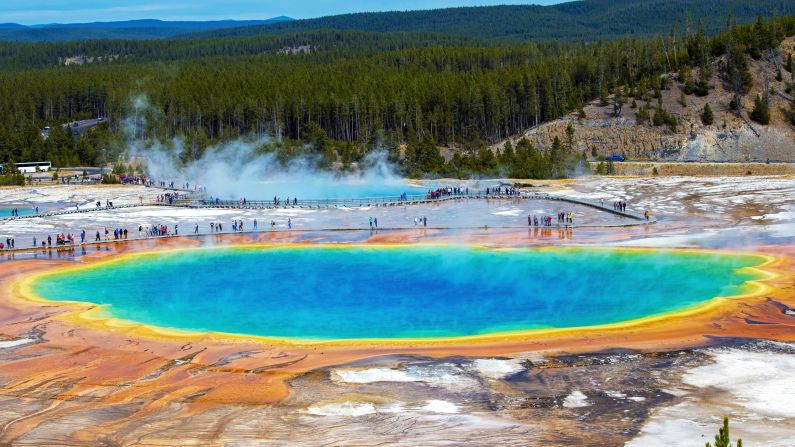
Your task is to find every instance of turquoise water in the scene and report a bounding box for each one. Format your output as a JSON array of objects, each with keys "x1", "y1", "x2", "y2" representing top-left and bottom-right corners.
[
  {"x1": 1, "y1": 205, "x2": 36, "y2": 217},
  {"x1": 303, "y1": 183, "x2": 426, "y2": 199},
  {"x1": 254, "y1": 179, "x2": 429, "y2": 199},
  {"x1": 30, "y1": 246, "x2": 763, "y2": 339}
]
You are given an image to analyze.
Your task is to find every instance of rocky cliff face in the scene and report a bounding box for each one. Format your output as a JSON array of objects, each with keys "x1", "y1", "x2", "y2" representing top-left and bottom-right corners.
[
  {"x1": 520, "y1": 118, "x2": 793, "y2": 162},
  {"x1": 502, "y1": 37, "x2": 795, "y2": 162}
]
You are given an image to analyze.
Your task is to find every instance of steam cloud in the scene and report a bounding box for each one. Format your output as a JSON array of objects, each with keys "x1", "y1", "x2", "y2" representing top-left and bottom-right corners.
[{"x1": 123, "y1": 95, "x2": 414, "y2": 200}]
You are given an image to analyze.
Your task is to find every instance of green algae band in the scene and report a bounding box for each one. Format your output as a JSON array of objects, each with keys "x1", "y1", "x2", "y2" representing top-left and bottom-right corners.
[{"x1": 30, "y1": 246, "x2": 765, "y2": 339}]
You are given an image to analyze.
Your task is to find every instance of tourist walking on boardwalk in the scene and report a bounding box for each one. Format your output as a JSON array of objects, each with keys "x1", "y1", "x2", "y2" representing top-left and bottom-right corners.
[
  {"x1": 80, "y1": 230, "x2": 85, "y2": 243},
  {"x1": 369, "y1": 217, "x2": 373, "y2": 228},
  {"x1": 194, "y1": 224, "x2": 199, "y2": 234},
  {"x1": 32, "y1": 237, "x2": 36, "y2": 247},
  {"x1": 254, "y1": 219, "x2": 258, "y2": 230},
  {"x1": 374, "y1": 217, "x2": 378, "y2": 228},
  {"x1": 288, "y1": 218, "x2": 292, "y2": 229},
  {"x1": 423, "y1": 216, "x2": 427, "y2": 227}
]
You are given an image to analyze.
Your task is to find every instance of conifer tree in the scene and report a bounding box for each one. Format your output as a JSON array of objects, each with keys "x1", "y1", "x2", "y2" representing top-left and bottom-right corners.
[
  {"x1": 705, "y1": 417, "x2": 742, "y2": 447},
  {"x1": 750, "y1": 94, "x2": 770, "y2": 125},
  {"x1": 701, "y1": 103, "x2": 714, "y2": 125}
]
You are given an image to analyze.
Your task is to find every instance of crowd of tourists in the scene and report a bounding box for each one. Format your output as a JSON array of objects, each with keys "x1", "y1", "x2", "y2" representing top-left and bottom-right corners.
[
  {"x1": 1, "y1": 214, "x2": 305, "y2": 251},
  {"x1": 485, "y1": 186, "x2": 519, "y2": 195},
  {"x1": 272, "y1": 196, "x2": 299, "y2": 206},
  {"x1": 110, "y1": 228, "x2": 129, "y2": 239},
  {"x1": 426, "y1": 186, "x2": 468, "y2": 199},
  {"x1": 155, "y1": 192, "x2": 181, "y2": 204},
  {"x1": 528, "y1": 212, "x2": 574, "y2": 227},
  {"x1": 55, "y1": 174, "x2": 98, "y2": 185},
  {"x1": 56, "y1": 232, "x2": 76, "y2": 245},
  {"x1": 118, "y1": 175, "x2": 148, "y2": 185},
  {"x1": 420, "y1": 185, "x2": 518, "y2": 199},
  {"x1": 139, "y1": 224, "x2": 170, "y2": 237}
]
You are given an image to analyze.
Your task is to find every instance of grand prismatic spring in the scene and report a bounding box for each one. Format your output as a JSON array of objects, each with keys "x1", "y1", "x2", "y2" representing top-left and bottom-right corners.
[{"x1": 26, "y1": 246, "x2": 766, "y2": 340}]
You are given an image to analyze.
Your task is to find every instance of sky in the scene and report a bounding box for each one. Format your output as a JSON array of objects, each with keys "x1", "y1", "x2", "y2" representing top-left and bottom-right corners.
[{"x1": 1, "y1": 1, "x2": 563, "y2": 25}]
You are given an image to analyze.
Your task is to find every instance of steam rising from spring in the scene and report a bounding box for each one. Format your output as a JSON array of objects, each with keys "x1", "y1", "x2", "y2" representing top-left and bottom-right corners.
[{"x1": 124, "y1": 95, "x2": 412, "y2": 200}]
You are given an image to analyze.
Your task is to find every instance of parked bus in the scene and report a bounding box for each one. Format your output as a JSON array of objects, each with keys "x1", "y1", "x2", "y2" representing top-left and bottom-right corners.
[{"x1": 0, "y1": 161, "x2": 52, "y2": 174}]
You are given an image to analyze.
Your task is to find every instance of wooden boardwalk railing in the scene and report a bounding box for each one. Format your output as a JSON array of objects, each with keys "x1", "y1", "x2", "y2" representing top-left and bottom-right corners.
[
  {"x1": 1, "y1": 191, "x2": 653, "y2": 223},
  {"x1": 175, "y1": 191, "x2": 651, "y2": 222}
]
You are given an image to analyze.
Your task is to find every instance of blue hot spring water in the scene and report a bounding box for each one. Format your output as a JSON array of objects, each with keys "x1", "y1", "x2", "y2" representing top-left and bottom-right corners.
[
  {"x1": 1, "y1": 205, "x2": 37, "y2": 217},
  {"x1": 29, "y1": 246, "x2": 764, "y2": 339}
]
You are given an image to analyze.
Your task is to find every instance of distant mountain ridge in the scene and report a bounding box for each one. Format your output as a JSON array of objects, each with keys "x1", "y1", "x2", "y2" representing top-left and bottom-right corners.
[
  {"x1": 0, "y1": 17, "x2": 293, "y2": 41},
  {"x1": 197, "y1": 0, "x2": 795, "y2": 40},
  {"x1": 2, "y1": 0, "x2": 793, "y2": 42}
]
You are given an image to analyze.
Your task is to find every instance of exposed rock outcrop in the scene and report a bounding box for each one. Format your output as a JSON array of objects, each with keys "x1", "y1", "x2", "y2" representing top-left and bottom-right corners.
[{"x1": 496, "y1": 37, "x2": 795, "y2": 162}]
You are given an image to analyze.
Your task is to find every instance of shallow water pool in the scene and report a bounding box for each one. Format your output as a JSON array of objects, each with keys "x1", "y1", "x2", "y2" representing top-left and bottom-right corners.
[{"x1": 29, "y1": 246, "x2": 764, "y2": 339}]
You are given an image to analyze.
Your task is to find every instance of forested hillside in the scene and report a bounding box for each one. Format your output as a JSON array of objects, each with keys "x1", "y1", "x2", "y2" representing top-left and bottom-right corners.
[
  {"x1": 200, "y1": 1, "x2": 795, "y2": 41},
  {"x1": 0, "y1": 13, "x2": 793, "y2": 178},
  {"x1": 0, "y1": 30, "x2": 477, "y2": 70},
  {"x1": 0, "y1": 18, "x2": 292, "y2": 42}
]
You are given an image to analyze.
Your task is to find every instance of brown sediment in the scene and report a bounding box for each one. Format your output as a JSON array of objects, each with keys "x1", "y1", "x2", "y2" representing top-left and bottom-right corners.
[{"x1": 0, "y1": 231, "x2": 793, "y2": 441}]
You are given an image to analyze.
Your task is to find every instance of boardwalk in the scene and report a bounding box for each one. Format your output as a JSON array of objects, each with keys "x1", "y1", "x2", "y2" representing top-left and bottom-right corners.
[
  {"x1": 182, "y1": 191, "x2": 652, "y2": 222},
  {"x1": 1, "y1": 191, "x2": 653, "y2": 223}
]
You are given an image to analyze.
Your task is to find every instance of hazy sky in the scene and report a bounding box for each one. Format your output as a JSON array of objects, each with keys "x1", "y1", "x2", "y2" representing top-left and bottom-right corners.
[{"x1": 2, "y1": 1, "x2": 563, "y2": 25}]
